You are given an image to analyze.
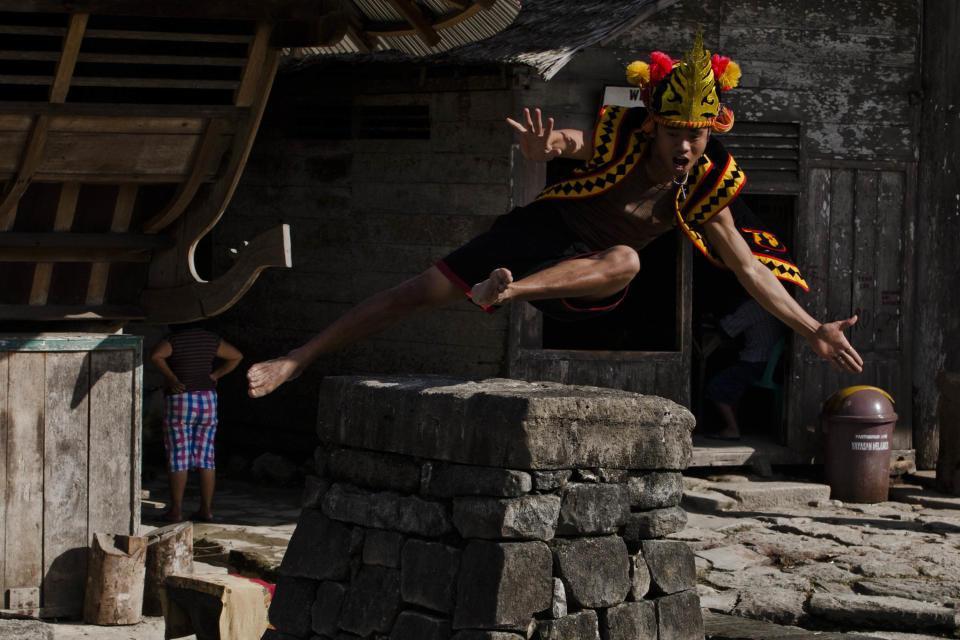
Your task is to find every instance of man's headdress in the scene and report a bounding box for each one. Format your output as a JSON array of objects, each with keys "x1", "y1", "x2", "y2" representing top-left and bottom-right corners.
[{"x1": 625, "y1": 29, "x2": 740, "y2": 133}]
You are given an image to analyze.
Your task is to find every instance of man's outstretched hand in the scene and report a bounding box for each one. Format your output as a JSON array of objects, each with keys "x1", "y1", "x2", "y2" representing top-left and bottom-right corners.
[
  {"x1": 506, "y1": 107, "x2": 562, "y2": 162},
  {"x1": 808, "y1": 315, "x2": 863, "y2": 373}
]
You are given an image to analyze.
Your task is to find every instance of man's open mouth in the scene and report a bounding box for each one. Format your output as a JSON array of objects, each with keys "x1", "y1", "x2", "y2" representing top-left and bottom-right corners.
[{"x1": 672, "y1": 156, "x2": 689, "y2": 171}]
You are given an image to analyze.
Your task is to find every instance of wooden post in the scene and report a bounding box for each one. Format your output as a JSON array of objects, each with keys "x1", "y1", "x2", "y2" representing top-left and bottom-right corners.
[
  {"x1": 937, "y1": 372, "x2": 960, "y2": 495},
  {"x1": 143, "y1": 521, "x2": 193, "y2": 616},
  {"x1": 83, "y1": 533, "x2": 147, "y2": 625}
]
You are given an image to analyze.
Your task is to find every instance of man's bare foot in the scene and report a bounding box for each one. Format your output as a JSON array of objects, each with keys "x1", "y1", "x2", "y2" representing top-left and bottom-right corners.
[
  {"x1": 470, "y1": 268, "x2": 513, "y2": 307},
  {"x1": 247, "y1": 353, "x2": 305, "y2": 398}
]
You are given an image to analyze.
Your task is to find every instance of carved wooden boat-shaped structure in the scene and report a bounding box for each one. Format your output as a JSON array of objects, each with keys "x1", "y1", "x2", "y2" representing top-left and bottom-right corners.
[{"x1": 0, "y1": 0, "x2": 519, "y2": 327}]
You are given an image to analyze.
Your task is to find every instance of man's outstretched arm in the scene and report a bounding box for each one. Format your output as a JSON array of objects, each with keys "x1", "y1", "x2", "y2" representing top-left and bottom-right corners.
[
  {"x1": 702, "y1": 207, "x2": 863, "y2": 374},
  {"x1": 506, "y1": 108, "x2": 592, "y2": 162}
]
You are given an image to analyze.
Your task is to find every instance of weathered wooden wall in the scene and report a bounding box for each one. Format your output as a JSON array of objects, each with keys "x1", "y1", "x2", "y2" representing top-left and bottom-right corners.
[
  {"x1": 0, "y1": 335, "x2": 141, "y2": 618},
  {"x1": 917, "y1": 0, "x2": 960, "y2": 469},
  {"x1": 210, "y1": 65, "x2": 517, "y2": 445}
]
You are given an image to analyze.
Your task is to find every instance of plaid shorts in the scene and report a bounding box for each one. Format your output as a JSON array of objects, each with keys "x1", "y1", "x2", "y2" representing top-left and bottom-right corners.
[{"x1": 163, "y1": 391, "x2": 218, "y2": 471}]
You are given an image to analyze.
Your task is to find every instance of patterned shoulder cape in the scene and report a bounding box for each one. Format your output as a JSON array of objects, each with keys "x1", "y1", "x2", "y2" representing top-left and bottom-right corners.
[{"x1": 536, "y1": 105, "x2": 808, "y2": 291}]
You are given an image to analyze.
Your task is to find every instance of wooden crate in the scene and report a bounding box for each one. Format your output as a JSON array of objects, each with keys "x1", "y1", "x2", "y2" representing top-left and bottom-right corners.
[{"x1": 0, "y1": 334, "x2": 142, "y2": 618}]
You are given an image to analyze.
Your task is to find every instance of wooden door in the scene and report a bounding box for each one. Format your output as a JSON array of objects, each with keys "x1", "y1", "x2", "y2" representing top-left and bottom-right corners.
[{"x1": 788, "y1": 166, "x2": 915, "y2": 457}]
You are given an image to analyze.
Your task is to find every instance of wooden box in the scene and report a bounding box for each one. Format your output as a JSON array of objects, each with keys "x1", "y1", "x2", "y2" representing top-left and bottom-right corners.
[{"x1": 0, "y1": 334, "x2": 142, "y2": 618}]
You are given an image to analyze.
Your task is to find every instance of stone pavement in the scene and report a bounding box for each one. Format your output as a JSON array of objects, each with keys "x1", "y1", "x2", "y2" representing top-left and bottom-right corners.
[{"x1": 7, "y1": 470, "x2": 960, "y2": 639}]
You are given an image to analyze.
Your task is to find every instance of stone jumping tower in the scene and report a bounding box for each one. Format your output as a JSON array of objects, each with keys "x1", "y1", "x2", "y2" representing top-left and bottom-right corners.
[{"x1": 265, "y1": 376, "x2": 702, "y2": 640}]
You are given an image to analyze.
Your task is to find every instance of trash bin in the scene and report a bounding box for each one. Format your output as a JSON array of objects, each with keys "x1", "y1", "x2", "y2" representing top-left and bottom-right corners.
[{"x1": 821, "y1": 385, "x2": 898, "y2": 503}]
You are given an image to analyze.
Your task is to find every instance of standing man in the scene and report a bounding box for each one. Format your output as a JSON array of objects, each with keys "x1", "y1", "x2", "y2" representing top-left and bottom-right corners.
[
  {"x1": 247, "y1": 31, "x2": 862, "y2": 399},
  {"x1": 151, "y1": 323, "x2": 243, "y2": 523}
]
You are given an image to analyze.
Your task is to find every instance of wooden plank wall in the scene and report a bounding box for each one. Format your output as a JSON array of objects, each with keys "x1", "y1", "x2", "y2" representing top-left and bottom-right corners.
[
  {"x1": 790, "y1": 167, "x2": 914, "y2": 454},
  {"x1": 915, "y1": 0, "x2": 960, "y2": 469},
  {"x1": 42, "y1": 352, "x2": 89, "y2": 612},
  {"x1": 4, "y1": 353, "x2": 45, "y2": 603},
  {"x1": 0, "y1": 339, "x2": 140, "y2": 616}
]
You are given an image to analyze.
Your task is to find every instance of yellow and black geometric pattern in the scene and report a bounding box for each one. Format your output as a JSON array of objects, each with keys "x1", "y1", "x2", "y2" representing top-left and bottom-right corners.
[
  {"x1": 676, "y1": 153, "x2": 745, "y2": 226},
  {"x1": 535, "y1": 106, "x2": 652, "y2": 201},
  {"x1": 529, "y1": 105, "x2": 808, "y2": 291},
  {"x1": 756, "y1": 255, "x2": 809, "y2": 290}
]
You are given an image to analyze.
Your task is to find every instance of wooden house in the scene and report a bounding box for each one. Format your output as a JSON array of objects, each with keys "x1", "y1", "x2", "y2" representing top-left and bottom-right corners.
[
  {"x1": 0, "y1": 0, "x2": 519, "y2": 618},
  {"x1": 212, "y1": 0, "x2": 956, "y2": 475}
]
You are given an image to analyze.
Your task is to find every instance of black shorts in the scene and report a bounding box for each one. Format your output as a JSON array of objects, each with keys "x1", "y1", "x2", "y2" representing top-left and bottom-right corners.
[{"x1": 435, "y1": 203, "x2": 628, "y2": 321}]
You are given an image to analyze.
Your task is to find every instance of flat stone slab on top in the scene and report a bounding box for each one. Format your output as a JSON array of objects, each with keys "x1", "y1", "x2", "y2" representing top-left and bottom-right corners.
[{"x1": 317, "y1": 376, "x2": 695, "y2": 471}]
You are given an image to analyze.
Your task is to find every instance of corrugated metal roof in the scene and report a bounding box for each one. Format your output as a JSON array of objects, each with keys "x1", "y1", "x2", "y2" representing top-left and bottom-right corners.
[
  {"x1": 289, "y1": 0, "x2": 521, "y2": 57},
  {"x1": 289, "y1": 0, "x2": 677, "y2": 79}
]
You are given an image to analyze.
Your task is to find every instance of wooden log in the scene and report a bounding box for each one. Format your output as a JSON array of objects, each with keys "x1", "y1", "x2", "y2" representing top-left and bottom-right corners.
[
  {"x1": 82, "y1": 533, "x2": 147, "y2": 625},
  {"x1": 161, "y1": 573, "x2": 272, "y2": 640},
  {"x1": 143, "y1": 522, "x2": 193, "y2": 617}
]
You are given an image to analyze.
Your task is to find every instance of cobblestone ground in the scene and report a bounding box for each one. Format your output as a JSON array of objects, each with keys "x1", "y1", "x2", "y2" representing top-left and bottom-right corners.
[
  {"x1": 7, "y1": 471, "x2": 959, "y2": 639},
  {"x1": 678, "y1": 472, "x2": 960, "y2": 638}
]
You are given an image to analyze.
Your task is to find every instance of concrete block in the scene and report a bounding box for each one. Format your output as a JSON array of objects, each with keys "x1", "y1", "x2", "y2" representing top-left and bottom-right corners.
[
  {"x1": 279, "y1": 509, "x2": 353, "y2": 581},
  {"x1": 599, "y1": 601, "x2": 656, "y2": 640},
  {"x1": 316, "y1": 377, "x2": 695, "y2": 470},
  {"x1": 627, "y1": 472, "x2": 684, "y2": 509},
  {"x1": 389, "y1": 610, "x2": 452, "y2": 640},
  {"x1": 630, "y1": 551, "x2": 651, "y2": 600},
  {"x1": 302, "y1": 475, "x2": 331, "y2": 509},
  {"x1": 655, "y1": 590, "x2": 704, "y2": 640},
  {"x1": 311, "y1": 581, "x2": 347, "y2": 637},
  {"x1": 452, "y1": 495, "x2": 560, "y2": 540},
  {"x1": 557, "y1": 483, "x2": 630, "y2": 535},
  {"x1": 423, "y1": 461, "x2": 532, "y2": 498},
  {"x1": 533, "y1": 470, "x2": 572, "y2": 491},
  {"x1": 323, "y1": 483, "x2": 453, "y2": 536},
  {"x1": 550, "y1": 578, "x2": 567, "y2": 619},
  {"x1": 453, "y1": 541, "x2": 553, "y2": 630},
  {"x1": 451, "y1": 632, "x2": 525, "y2": 640},
  {"x1": 532, "y1": 609, "x2": 599, "y2": 640},
  {"x1": 641, "y1": 540, "x2": 697, "y2": 595},
  {"x1": 327, "y1": 449, "x2": 421, "y2": 494},
  {"x1": 269, "y1": 576, "x2": 319, "y2": 638},
  {"x1": 712, "y1": 481, "x2": 831, "y2": 510},
  {"x1": 401, "y1": 539, "x2": 460, "y2": 614},
  {"x1": 552, "y1": 536, "x2": 631, "y2": 609},
  {"x1": 622, "y1": 507, "x2": 688, "y2": 546},
  {"x1": 338, "y1": 565, "x2": 401, "y2": 637},
  {"x1": 363, "y1": 530, "x2": 405, "y2": 568}
]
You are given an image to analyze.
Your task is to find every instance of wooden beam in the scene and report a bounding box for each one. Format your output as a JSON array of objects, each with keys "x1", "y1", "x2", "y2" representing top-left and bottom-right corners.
[
  {"x1": 49, "y1": 14, "x2": 88, "y2": 103},
  {"x1": 345, "y1": 24, "x2": 375, "y2": 53},
  {"x1": 0, "y1": 232, "x2": 168, "y2": 250},
  {"x1": 87, "y1": 184, "x2": 138, "y2": 305},
  {"x1": 141, "y1": 224, "x2": 291, "y2": 323},
  {"x1": 234, "y1": 23, "x2": 272, "y2": 108},
  {"x1": 142, "y1": 118, "x2": 230, "y2": 233},
  {"x1": 29, "y1": 182, "x2": 79, "y2": 306},
  {"x1": 368, "y1": 5, "x2": 482, "y2": 38},
  {"x1": 82, "y1": 28, "x2": 252, "y2": 44},
  {"x1": 385, "y1": 0, "x2": 441, "y2": 47},
  {"x1": 0, "y1": 115, "x2": 50, "y2": 224},
  {"x1": 0, "y1": 304, "x2": 145, "y2": 321}
]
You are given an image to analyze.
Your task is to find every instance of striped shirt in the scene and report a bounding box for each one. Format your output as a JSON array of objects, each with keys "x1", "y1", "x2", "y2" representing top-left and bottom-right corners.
[
  {"x1": 165, "y1": 328, "x2": 220, "y2": 393},
  {"x1": 720, "y1": 299, "x2": 785, "y2": 363}
]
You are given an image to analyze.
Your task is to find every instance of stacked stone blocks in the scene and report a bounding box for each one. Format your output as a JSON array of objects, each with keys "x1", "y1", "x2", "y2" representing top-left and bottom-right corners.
[{"x1": 266, "y1": 376, "x2": 702, "y2": 640}]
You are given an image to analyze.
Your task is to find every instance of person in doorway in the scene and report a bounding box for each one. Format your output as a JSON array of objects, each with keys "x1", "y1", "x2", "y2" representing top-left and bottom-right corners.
[
  {"x1": 246, "y1": 30, "x2": 862, "y2": 399},
  {"x1": 151, "y1": 323, "x2": 243, "y2": 523},
  {"x1": 704, "y1": 298, "x2": 787, "y2": 441}
]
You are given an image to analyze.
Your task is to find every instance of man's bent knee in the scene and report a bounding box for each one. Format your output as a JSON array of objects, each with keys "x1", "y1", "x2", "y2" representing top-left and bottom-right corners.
[{"x1": 600, "y1": 245, "x2": 642, "y2": 282}]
